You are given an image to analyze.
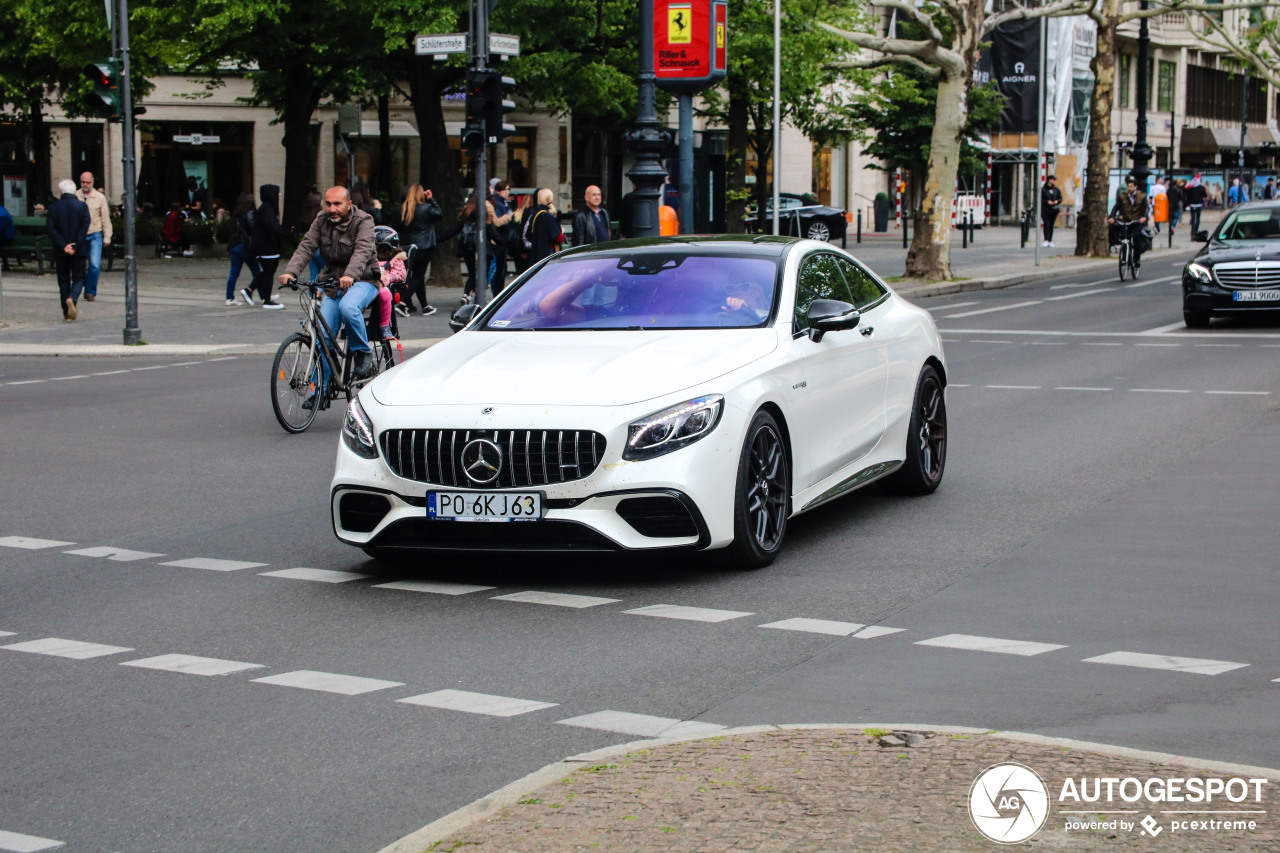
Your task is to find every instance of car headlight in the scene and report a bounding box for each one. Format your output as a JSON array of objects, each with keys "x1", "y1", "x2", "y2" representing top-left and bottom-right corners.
[
  {"x1": 1186, "y1": 262, "x2": 1213, "y2": 284},
  {"x1": 342, "y1": 396, "x2": 378, "y2": 459},
  {"x1": 624, "y1": 395, "x2": 724, "y2": 461}
]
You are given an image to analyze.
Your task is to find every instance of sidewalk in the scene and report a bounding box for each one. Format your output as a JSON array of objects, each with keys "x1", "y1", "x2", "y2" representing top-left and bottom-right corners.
[
  {"x1": 383, "y1": 725, "x2": 1279, "y2": 852},
  {"x1": 0, "y1": 223, "x2": 1209, "y2": 358}
]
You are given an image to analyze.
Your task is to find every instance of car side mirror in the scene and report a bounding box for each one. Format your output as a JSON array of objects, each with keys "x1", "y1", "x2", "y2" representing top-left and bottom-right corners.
[
  {"x1": 1193, "y1": 229, "x2": 1210, "y2": 243},
  {"x1": 449, "y1": 303, "x2": 479, "y2": 334},
  {"x1": 806, "y1": 299, "x2": 859, "y2": 343}
]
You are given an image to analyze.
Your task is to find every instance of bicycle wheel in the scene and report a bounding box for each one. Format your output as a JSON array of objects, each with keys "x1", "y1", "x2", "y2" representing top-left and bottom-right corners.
[
  {"x1": 344, "y1": 341, "x2": 398, "y2": 401},
  {"x1": 1118, "y1": 242, "x2": 1129, "y2": 281},
  {"x1": 1129, "y1": 249, "x2": 1139, "y2": 279},
  {"x1": 271, "y1": 333, "x2": 321, "y2": 433}
]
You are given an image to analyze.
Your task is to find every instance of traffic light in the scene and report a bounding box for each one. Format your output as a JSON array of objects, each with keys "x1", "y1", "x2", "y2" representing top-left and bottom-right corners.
[
  {"x1": 460, "y1": 69, "x2": 487, "y2": 154},
  {"x1": 84, "y1": 59, "x2": 122, "y2": 121},
  {"x1": 482, "y1": 72, "x2": 516, "y2": 144},
  {"x1": 461, "y1": 121, "x2": 485, "y2": 154}
]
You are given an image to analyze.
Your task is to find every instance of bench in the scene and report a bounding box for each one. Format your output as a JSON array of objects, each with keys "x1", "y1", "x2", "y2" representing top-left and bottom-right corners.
[{"x1": 0, "y1": 216, "x2": 53, "y2": 275}]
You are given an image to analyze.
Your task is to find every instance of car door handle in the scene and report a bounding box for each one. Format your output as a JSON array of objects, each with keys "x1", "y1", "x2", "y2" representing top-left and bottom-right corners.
[{"x1": 860, "y1": 326, "x2": 875, "y2": 336}]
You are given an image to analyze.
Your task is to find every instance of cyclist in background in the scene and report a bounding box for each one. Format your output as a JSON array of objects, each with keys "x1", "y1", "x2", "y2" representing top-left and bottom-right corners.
[
  {"x1": 280, "y1": 186, "x2": 381, "y2": 380},
  {"x1": 1107, "y1": 176, "x2": 1148, "y2": 269}
]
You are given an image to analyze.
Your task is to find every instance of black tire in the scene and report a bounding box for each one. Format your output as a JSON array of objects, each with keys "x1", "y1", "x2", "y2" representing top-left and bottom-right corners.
[
  {"x1": 1129, "y1": 251, "x2": 1140, "y2": 280},
  {"x1": 271, "y1": 333, "x2": 321, "y2": 434},
  {"x1": 1183, "y1": 308, "x2": 1211, "y2": 329},
  {"x1": 724, "y1": 411, "x2": 790, "y2": 569},
  {"x1": 882, "y1": 364, "x2": 947, "y2": 496},
  {"x1": 1118, "y1": 243, "x2": 1129, "y2": 281},
  {"x1": 806, "y1": 219, "x2": 831, "y2": 242}
]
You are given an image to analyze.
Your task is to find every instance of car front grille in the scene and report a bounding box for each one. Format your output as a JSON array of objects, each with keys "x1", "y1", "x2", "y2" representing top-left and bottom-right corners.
[
  {"x1": 379, "y1": 428, "x2": 607, "y2": 488},
  {"x1": 1213, "y1": 261, "x2": 1280, "y2": 289}
]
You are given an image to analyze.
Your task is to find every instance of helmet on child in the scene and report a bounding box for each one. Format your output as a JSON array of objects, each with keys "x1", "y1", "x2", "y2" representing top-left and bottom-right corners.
[{"x1": 373, "y1": 225, "x2": 400, "y2": 250}]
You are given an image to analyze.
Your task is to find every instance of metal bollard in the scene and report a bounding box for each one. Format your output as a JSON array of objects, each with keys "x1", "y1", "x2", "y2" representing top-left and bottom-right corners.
[
  {"x1": 1020, "y1": 209, "x2": 1030, "y2": 248},
  {"x1": 856, "y1": 210, "x2": 862, "y2": 244},
  {"x1": 962, "y1": 213, "x2": 968, "y2": 248},
  {"x1": 968, "y1": 212, "x2": 974, "y2": 244},
  {"x1": 903, "y1": 212, "x2": 909, "y2": 249}
]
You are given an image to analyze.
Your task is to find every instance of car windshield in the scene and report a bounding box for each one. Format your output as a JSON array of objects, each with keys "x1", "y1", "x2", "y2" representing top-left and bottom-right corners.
[
  {"x1": 482, "y1": 252, "x2": 780, "y2": 330},
  {"x1": 1217, "y1": 208, "x2": 1280, "y2": 241}
]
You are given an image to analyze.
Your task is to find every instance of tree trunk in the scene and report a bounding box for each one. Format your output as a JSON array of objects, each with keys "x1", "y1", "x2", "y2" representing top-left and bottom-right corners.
[
  {"x1": 750, "y1": 104, "x2": 772, "y2": 234},
  {"x1": 377, "y1": 93, "x2": 392, "y2": 203},
  {"x1": 1077, "y1": 13, "x2": 1117, "y2": 258},
  {"x1": 409, "y1": 62, "x2": 464, "y2": 290},
  {"x1": 29, "y1": 89, "x2": 49, "y2": 213},
  {"x1": 725, "y1": 90, "x2": 749, "y2": 233},
  {"x1": 905, "y1": 70, "x2": 967, "y2": 280},
  {"x1": 280, "y1": 64, "x2": 319, "y2": 231}
]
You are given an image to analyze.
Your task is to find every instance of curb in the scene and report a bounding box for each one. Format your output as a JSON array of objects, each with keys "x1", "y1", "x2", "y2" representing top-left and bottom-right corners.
[
  {"x1": 376, "y1": 723, "x2": 1280, "y2": 853},
  {"x1": 0, "y1": 337, "x2": 447, "y2": 359}
]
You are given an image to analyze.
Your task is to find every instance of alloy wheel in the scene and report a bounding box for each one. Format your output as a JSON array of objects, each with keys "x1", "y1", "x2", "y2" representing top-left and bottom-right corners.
[{"x1": 745, "y1": 424, "x2": 788, "y2": 550}]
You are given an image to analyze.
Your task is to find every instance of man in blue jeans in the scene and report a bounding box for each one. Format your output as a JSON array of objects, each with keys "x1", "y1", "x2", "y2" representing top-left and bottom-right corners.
[
  {"x1": 279, "y1": 186, "x2": 381, "y2": 394},
  {"x1": 75, "y1": 172, "x2": 113, "y2": 301}
]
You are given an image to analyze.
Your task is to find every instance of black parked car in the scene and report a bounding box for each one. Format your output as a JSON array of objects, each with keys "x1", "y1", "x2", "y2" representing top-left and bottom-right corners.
[
  {"x1": 1182, "y1": 201, "x2": 1280, "y2": 328},
  {"x1": 746, "y1": 193, "x2": 848, "y2": 245}
]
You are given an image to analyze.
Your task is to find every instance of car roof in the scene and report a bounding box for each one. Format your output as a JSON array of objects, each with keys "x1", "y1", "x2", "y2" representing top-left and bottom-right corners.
[{"x1": 556, "y1": 234, "x2": 799, "y2": 259}]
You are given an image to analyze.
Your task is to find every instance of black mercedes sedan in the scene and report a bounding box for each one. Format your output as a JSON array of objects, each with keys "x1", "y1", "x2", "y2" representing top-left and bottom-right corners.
[{"x1": 1182, "y1": 201, "x2": 1280, "y2": 328}]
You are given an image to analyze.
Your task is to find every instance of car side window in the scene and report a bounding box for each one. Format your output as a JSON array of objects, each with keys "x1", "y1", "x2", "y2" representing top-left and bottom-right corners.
[
  {"x1": 835, "y1": 257, "x2": 888, "y2": 310},
  {"x1": 794, "y1": 253, "x2": 856, "y2": 333}
]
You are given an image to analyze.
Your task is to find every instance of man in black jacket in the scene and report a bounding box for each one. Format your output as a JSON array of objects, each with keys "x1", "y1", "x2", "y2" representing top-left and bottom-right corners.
[
  {"x1": 46, "y1": 179, "x2": 91, "y2": 321},
  {"x1": 1040, "y1": 174, "x2": 1062, "y2": 248},
  {"x1": 570, "y1": 185, "x2": 611, "y2": 247}
]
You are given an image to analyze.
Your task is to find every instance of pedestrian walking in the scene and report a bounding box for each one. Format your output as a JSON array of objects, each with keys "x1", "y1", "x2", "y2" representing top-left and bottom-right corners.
[
  {"x1": 1264, "y1": 178, "x2": 1276, "y2": 200},
  {"x1": 522, "y1": 188, "x2": 564, "y2": 267},
  {"x1": 245, "y1": 184, "x2": 290, "y2": 309},
  {"x1": 571, "y1": 184, "x2": 612, "y2": 247},
  {"x1": 397, "y1": 183, "x2": 442, "y2": 316},
  {"x1": 1040, "y1": 174, "x2": 1062, "y2": 247},
  {"x1": 75, "y1": 172, "x2": 112, "y2": 302},
  {"x1": 46, "y1": 179, "x2": 90, "y2": 322},
  {"x1": 1184, "y1": 174, "x2": 1206, "y2": 236},
  {"x1": 490, "y1": 180, "x2": 516, "y2": 293},
  {"x1": 439, "y1": 195, "x2": 502, "y2": 304},
  {"x1": 1150, "y1": 177, "x2": 1167, "y2": 233},
  {"x1": 224, "y1": 193, "x2": 261, "y2": 306},
  {"x1": 1167, "y1": 179, "x2": 1185, "y2": 236}
]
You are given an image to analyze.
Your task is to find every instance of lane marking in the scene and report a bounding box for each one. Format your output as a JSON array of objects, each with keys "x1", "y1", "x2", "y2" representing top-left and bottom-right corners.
[
  {"x1": 1124, "y1": 274, "x2": 1180, "y2": 289},
  {"x1": 948, "y1": 383, "x2": 971, "y2": 387},
  {"x1": 2, "y1": 638, "x2": 134, "y2": 660},
  {"x1": 0, "y1": 632, "x2": 14, "y2": 638},
  {"x1": 984, "y1": 385, "x2": 1041, "y2": 390},
  {"x1": 1139, "y1": 321, "x2": 1188, "y2": 335},
  {"x1": 159, "y1": 557, "x2": 268, "y2": 572},
  {"x1": 0, "y1": 829, "x2": 65, "y2": 852},
  {"x1": 49, "y1": 375, "x2": 90, "y2": 381},
  {"x1": 1204, "y1": 390, "x2": 1270, "y2": 396},
  {"x1": 259, "y1": 567, "x2": 371, "y2": 583},
  {"x1": 375, "y1": 581, "x2": 496, "y2": 595},
  {"x1": 205, "y1": 357, "x2": 238, "y2": 363},
  {"x1": 1083, "y1": 651, "x2": 1248, "y2": 675},
  {"x1": 1195, "y1": 343, "x2": 1242, "y2": 348},
  {"x1": 6, "y1": 380, "x2": 45, "y2": 385},
  {"x1": 1135, "y1": 343, "x2": 1179, "y2": 347},
  {"x1": 925, "y1": 301, "x2": 979, "y2": 311},
  {"x1": 0, "y1": 537, "x2": 75, "y2": 550},
  {"x1": 915, "y1": 633, "x2": 1066, "y2": 657},
  {"x1": 969, "y1": 339, "x2": 1011, "y2": 344},
  {"x1": 1045, "y1": 288, "x2": 1112, "y2": 301},
  {"x1": 132, "y1": 365, "x2": 167, "y2": 371},
  {"x1": 397, "y1": 689, "x2": 558, "y2": 717},
  {"x1": 492, "y1": 591, "x2": 620, "y2": 609},
  {"x1": 623, "y1": 604, "x2": 754, "y2": 623},
  {"x1": 557, "y1": 710, "x2": 726, "y2": 739},
  {"x1": 171, "y1": 361, "x2": 203, "y2": 367},
  {"x1": 940, "y1": 327, "x2": 1280, "y2": 340},
  {"x1": 854, "y1": 626, "x2": 906, "y2": 639},
  {"x1": 251, "y1": 670, "x2": 405, "y2": 695},
  {"x1": 941, "y1": 300, "x2": 1043, "y2": 319},
  {"x1": 122, "y1": 654, "x2": 264, "y2": 677},
  {"x1": 1056, "y1": 386, "x2": 1112, "y2": 392},
  {"x1": 1080, "y1": 342, "x2": 1123, "y2": 347},
  {"x1": 1129, "y1": 388, "x2": 1191, "y2": 394},
  {"x1": 759, "y1": 618, "x2": 865, "y2": 636},
  {"x1": 91, "y1": 370, "x2": 129, "y2": 376},
  {"x1": 63, "y1": 546, "x2": 166, "y2": 562},
  {"x1": 1030, "y1": 341, "x2": 1065, "y2": 346}
]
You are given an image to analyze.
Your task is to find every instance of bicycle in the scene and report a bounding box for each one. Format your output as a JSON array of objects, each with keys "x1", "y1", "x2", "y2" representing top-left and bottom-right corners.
[
  {"x1": 1110, "y1": 219, "x2": 1140, "y2": 282},
  {"x1": 270, "y1": 278, "x2": 400, "y2": 434}
]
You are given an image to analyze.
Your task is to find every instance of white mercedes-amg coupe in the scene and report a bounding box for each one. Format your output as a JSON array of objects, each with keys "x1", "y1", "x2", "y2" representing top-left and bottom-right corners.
[{"x1": 331, "y1": 236, "x2": 947, "y2": 568}]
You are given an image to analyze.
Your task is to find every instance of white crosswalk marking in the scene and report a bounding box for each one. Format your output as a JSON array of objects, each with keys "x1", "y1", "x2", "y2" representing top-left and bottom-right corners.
[
  {"x1": 159, "y1": 557, "x2": 268, "y2": 572},
  {"x1": 0, "y1": 632, "x2": 14, "y2": 638},
  {"x1": 915, "y1": 634, "x2": 1066, "y2": 656},
  {"x1": 0, "y1": 829, "x2": 65, "y2": 851},
  {"x1": 492, "y1": 591, "x2": 620, "y2": 608},
  {"x1": 63, "y1": 546, "x2": 166, "y2": 562},
  {"x1": 259, "y1": 567, "x2": 371, "y2": 583},
  {"x1": 0, "y1": 537, "x2": 75, "y2": 550},
  {"x1": 397, "y1": 689, "x2": 557, "y2": 717},
  {"x1": 624, "y1": 604, "x2": 754, "y2": 623},
  {"x1": 759, "y1": 618, "x2": 865, "y2": 636},
  {"x1": 1083, "y1": 651, "x2": 1248, "y2": 675},
  {"x1": 374, "y1": 581, "x2": 496, "y2": 595},
  {"x1": 121, "y1": 654, "x2": 265, "y2": 677},
  {"x1": 251, "y1": 670, "x2": 405, "y2": 695},
  {"x1": 2, "y1": 638, "x2": 134, "y2": 659},
  {"x1": 557, "y1": 710, "x2": 726, "y2": 739},
  {"x1": 853, "y1": 626, "x2": 906, "y2": 639}
]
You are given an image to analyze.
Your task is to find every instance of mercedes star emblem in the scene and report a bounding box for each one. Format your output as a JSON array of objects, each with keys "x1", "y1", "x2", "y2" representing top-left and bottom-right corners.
[
  {"x1": 460, "y1": 438, "x2": 503, "y2": 484},
  {"x1": 482, "y1": 407, "x2": 494, "y2": 414}
]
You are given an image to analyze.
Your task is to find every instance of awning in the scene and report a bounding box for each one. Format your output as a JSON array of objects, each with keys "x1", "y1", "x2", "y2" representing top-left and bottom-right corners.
[
  {"x1": 1181, "y1": 125, "x2": 1280, "y2": 153},
  {"x1": 356, "y1": 119, "x2": 418, "y2": 138}
]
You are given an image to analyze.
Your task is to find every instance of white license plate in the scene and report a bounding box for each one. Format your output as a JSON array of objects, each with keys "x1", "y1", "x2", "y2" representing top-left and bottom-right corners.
[
  {"x1": 1233, "y1": 290, "x2": 1280, "y2": 302},
  {"x1": 427, "y1": 491, "x2": 542, "y2": 522}
]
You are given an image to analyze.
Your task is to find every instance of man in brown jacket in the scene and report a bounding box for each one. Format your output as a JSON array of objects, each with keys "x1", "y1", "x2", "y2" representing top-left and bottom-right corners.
[
  {"x1": 280, "y1": 186, "x2": 381, "y2": 380},
  {"x1": 1108, "y1": 176, "x2": 1149, "y2": 268},
  {"x1": 76, "y1": 172, "x2": 113, "y2": 301}
]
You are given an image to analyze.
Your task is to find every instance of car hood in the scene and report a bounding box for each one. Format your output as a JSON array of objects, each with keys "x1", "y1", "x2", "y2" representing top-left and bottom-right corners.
[
  {"x1": 1199, "y1": 241, "x2": 1280, "y2": 263},
  {"x1": 370, "y1": 329, "x2": 778, "y2": 407}
]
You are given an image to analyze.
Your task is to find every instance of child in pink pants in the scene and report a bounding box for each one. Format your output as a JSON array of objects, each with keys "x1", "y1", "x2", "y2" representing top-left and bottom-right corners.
[{"x1": 375, "y1": 243, "x2": 407, "y2": 340}]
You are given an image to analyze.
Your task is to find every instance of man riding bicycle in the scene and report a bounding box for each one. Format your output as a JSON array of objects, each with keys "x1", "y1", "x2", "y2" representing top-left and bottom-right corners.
[
  {"x1": 279, "y1": 186, "x2": 381, "y2": 384},
  {"x1": 1107, "y1": 176, "x2": 1149, "y2": 269}
]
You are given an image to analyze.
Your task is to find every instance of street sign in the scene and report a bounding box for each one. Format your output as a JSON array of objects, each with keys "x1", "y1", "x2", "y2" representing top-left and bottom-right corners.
[
  {"x1": 653, "y1": 0, "x2": 727, "y2": 94},
  {"x1": 172, "y1": 134, "x2": 220, "y2": 145},
  {"x1": 490, "y1": 33, "x2": 520, "y2": 56},
  {"x1": 415, "y1": 33, "x2": 467, "y2": 56}
]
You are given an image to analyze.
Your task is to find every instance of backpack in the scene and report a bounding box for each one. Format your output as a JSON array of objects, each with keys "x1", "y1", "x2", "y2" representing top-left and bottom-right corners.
[
  {"x1": 458, "y1": 221, "x2": 477, "y2": 256},
  {"x1": 521, "y1": 210, "x2": 544, "y2": 255}
]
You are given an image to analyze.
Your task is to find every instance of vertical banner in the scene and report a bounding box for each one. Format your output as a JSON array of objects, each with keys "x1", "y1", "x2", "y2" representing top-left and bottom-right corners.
[{"x1": 976, "y1": 20, "x2": 1043, "y2": 133}]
